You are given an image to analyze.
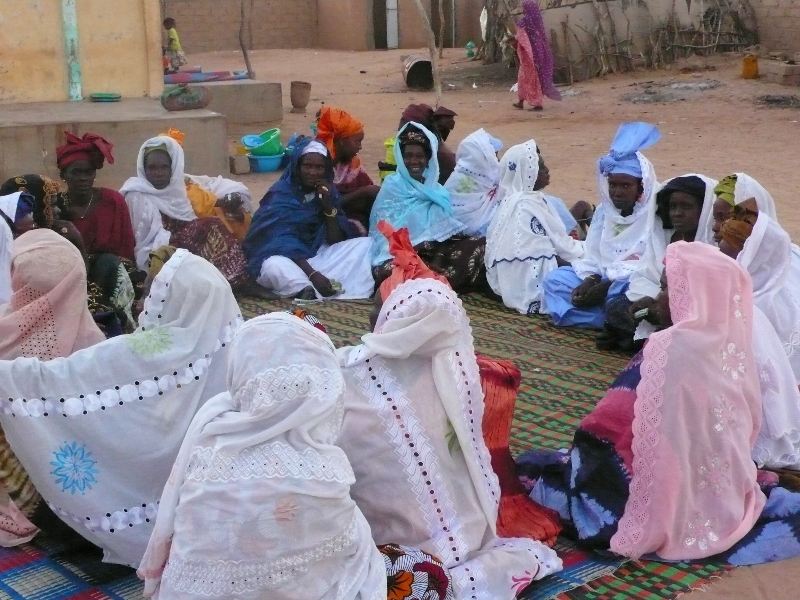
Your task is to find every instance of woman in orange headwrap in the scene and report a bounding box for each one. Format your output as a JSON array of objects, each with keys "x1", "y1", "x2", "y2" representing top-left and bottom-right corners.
[{"x1": 315, "y1": 106, "x2": 380, "y2": 233}]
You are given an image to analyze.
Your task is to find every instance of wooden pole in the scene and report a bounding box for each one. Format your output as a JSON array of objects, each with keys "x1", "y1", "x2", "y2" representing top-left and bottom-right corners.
[
  {"x1": 410, "y1": 0, "x2": 443, "y2": 107},
  {"x1": 438, "y1": 0, "x2": 446, "y2": 59},
  {"x1": 239, "y1": 0, "x2": 256, "y2": 79}
]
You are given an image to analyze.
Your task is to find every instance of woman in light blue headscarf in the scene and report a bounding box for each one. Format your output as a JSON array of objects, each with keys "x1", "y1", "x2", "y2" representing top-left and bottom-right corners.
[
  {"x1": 542, "y1": 122, "x2": 661, "y2": 349},
  {"x1": 370, "y1": 123, "x2": 489, "y2": 293}
]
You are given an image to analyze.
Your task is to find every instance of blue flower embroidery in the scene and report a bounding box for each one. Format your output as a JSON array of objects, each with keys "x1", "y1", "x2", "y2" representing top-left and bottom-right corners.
[
  {"x1": 530, "y1": 216, "x2": 546, "y2": 235},
  {"x1": 51, "y1": 442, "x2": 98, "y2": 495},
  {"x1": 508, "y1": 162, "x2": 517, "y2": 171}
]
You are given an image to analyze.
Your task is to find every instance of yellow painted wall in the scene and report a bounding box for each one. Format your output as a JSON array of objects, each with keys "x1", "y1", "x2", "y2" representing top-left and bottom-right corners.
[{"x1": 0, "y1": 0, "x2": 163, "y2": 104}]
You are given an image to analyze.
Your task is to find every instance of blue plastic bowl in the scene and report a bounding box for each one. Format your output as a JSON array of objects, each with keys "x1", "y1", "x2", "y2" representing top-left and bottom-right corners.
[
  {"x1": 241, "y1": 134, "x2": 264, "y2": 149},
  {"x1": 247, "y1": 153, "x2": 283, "y2": 173}
]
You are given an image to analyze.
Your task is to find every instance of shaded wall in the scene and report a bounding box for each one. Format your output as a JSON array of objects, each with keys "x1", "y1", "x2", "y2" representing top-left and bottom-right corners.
[
  {"x1": 0, "y1": 0, "x2": 163, "y2": 104},
  {"x1": 751, "y1": 0, "x2": 800, "y2": 53},
  {"x1": 163, "y1": 0, "x2": 482, "y2": 52},
  {"x1": 163, "y1": 0, "x2": 317, "y2": 52},
  {"x1": 317, "y1": 0, "x2": 374, "y2": 51}
]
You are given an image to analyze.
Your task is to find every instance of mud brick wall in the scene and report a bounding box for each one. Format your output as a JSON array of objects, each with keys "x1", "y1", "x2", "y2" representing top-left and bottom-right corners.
[
  {"x1": 164, "y1": 0, "x2": 317, "y2": 53},
  {"x1": 752, "y1": 0, "x2": 800, "y2": 53}
]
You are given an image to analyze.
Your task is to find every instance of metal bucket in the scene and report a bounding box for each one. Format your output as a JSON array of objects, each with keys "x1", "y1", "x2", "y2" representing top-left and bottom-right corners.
[{"x1": 402, "y1": 54, "x2": 433, "y2": 90}]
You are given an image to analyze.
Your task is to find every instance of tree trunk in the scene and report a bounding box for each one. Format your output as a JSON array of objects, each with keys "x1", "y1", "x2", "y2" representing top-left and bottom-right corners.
[
  {"x1": 410, "y1": 0, "x2": 443, "y2": 107},
  {"x1": 438, "y1": 0, "x2": 446, "y2": 59},
  {"x1": 239, "y1": 0, "x2": 256, "y2": 79}
]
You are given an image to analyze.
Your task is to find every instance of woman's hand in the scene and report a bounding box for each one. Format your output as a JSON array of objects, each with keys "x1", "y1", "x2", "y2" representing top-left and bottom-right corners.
[
  {"x1": 629, "y1": 297, "x2": 655, "y2": 318},
  {"x1": 316, "y1": 184, "x2": 335, "y2": 215},
  {"x1": 52, "y1": 220, "x2": 86, "y2": 255},
  {"x1": 309, "y1": 271, "x2": 336, "y2": 297},
  {"x1": 220, "y1": 193, "x2": 245, "y2": 222},
  {"x1": 572, "y1": 276, "x2": 600, "y2": 307}
]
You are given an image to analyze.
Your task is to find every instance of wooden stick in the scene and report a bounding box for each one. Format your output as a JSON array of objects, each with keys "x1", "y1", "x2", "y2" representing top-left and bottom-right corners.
[
  {"x1": 239, "y1": 0, "x2": 255, "y2": 79},
  {"x1": 438, "y1": 0, "x2": 445, "y2": 59},
  {"x1": 410, "y1": 0, "x2": 443, "y2": 107},
  {"x1": 561, "y1": 18, "x2": 573, "y2": 85}
]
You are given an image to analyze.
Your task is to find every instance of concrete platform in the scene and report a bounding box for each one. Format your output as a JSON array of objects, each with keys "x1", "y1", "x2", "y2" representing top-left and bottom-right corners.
[
  {"x1": 0, "y1": 98, "x2": 228, "y2": 189},
  {"x1": 189, "y1": 80, "x2": 282, "y2": 124},
  {"x1": 759, "y1": 60, "x2": 800, "y2": 86}
]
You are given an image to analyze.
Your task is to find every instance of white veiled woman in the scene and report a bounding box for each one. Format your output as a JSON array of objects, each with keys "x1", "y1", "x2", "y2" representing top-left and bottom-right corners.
[
  {"x1": 738, "y1": 212, "x2": 800, "y2": 384},
  {"x1": 444, "y1": 129, "x2": 503, "y2": 236},
  {"x1": 485, "y1": 140, "x2": 584, "y2": 315},
  {"x1": 337, "y1": 278, "x2": 562, "y2": 600},
  {"x1": 139, "y1": 312, "x2": 385, "y2": 600},
  {"x1": 0, "y1": 250, "x2": 243, "y2": 565},
  {"x1": 120, "y1": 137, "x2": 253, "y2": 291}
]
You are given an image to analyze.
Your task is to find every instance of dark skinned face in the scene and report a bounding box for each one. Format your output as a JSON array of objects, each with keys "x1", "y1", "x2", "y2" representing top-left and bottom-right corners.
[
  {"x1": 712, "y1": 198, "x2": 732, "y2": 243},
  {"x1": 298, "y1": 153, "x2": 327, "y2": 191},
  {"x1": 668, "y1": 191, "x2": 702, "y2": 237},
  {"x1": 607, "y1": 174, "x2": 642, "y2": 216},
  {"x1": 719, "y1": 238, "x2": 740, "y2": 259},
  {"x1": 533, "y1": 154, "x2": 550, "y2": 191},
  {"x1": 433, "y1": 116, "x2": 456, "y2": 141},
  {"x1": 61, "y1": 160, "x2": 97, "y2": 198},
  {"x1": 402, "y1": 144, "x2": 429, "y2": 182},
  {"x1": 333, "y1": 131, "x2": 364, "y2": 163},
  {"x1": 143, "y1": 150, "x2": 172, "y2": 190}
]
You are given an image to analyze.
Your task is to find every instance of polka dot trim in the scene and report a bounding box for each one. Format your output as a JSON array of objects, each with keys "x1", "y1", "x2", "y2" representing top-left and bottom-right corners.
[
  {"x1": 2, "y1": 317, "x2": 242, "y2": 418},
  {"x1": 47, "y1": 499, "x2": 160, "y2": 534}
]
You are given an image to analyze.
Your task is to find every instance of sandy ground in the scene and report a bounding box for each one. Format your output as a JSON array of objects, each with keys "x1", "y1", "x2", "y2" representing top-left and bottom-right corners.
[
  {"x1": 188, "y1": 48, "x2": 800, "y2": 598},
  {"x1": 191, "y1": 47, "x2": 800, "y2": 237}
]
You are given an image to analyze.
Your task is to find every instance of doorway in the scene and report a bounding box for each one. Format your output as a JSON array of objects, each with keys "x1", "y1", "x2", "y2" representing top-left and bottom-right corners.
[
  {"x1": 374, "y1": 0, "x2": 399, "y2": 49},
  {"x1": 374, "y1": 0, "x2": 387, "y2": 49}
]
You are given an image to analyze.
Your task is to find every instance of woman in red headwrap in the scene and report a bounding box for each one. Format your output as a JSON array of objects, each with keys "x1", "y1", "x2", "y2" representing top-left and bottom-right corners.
[
  {"x1": 51, "y1": 133, "x2": 144, "y2": 332},
  {"x1": 315, "y1": 107, "x2": 380, "y2": 233},
  {"x1": 55, "y1": 132, "x2": 136, "y2": 262}
]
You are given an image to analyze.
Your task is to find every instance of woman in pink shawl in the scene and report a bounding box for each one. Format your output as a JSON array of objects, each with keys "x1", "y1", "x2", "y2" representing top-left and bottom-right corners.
[
  {"x1": 512, "y1": 2, "x2": 561, "y2": 111},
  {"x1": 0, "y1": 229, "x2": 105, "y2": 547},
  {"x1": 517, "y1": 242, "x2": 800, "y2": 565}
]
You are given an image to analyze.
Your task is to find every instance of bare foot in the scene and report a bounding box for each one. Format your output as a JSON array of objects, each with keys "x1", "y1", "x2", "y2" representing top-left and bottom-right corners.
[
  {"x1": 235, "y1": 281, "x2": 280, "y2": 300},
  {"x1": 513, "y1": 101, "x2": 524, "y2": 109}
]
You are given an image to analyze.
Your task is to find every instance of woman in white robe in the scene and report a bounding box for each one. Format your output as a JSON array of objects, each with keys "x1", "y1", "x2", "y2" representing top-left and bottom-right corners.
[
  {"x1": 0, "y1": 250, "x2": 242, "y2": 565},
  {"x1": 485, "y1": 140, "x2": 584, "y2": 315},
  {"x1": 139, "y1": 313, "x2": 387, "y2": 600},
  {"x1": 737, "y1": 213, "x2": 800, "y2": 385},
  {"x1": 337, "y1": 278, "x2": 562, "y2": 600},
  {"x1": 121, "y1": 136, "x2": 254, "y2": 290},
  {"x1": 444, "y1": 129, "x2": 503, "y2": 236},
  {"x1": 542, "y1": 122, "x2": 661, "y2": 333}
]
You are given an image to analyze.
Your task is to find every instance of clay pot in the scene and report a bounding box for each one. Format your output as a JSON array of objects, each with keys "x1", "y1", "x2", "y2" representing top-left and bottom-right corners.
[{"x1": 290, "y1": 81, "x2": 312, "y2": 114}]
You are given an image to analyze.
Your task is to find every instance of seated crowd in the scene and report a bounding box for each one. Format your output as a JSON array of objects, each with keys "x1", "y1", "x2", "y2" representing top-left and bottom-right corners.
[{"x1": 0, "y1": 108, "x2": 799, "y2": 600}]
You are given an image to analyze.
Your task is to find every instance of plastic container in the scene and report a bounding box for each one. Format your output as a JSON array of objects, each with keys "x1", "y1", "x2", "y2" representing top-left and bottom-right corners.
[
  {"x1": 242, "y1": 130, "x2": 283, "y2": 156},
  {"x1": 742, "y1": 54, "x2": 759, "y2": 79},
  {"x1": 247, "y1": 153, "x2": 283, "y2": 173}
]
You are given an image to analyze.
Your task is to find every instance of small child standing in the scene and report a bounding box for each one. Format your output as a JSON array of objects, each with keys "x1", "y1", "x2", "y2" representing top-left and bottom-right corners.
[{"x1": 163, "y1": 18, "x2": 188, "y2": 73}]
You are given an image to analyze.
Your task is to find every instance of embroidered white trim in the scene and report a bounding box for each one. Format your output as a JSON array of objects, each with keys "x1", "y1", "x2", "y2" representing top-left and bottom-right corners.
[
  {"x1": 138, "y1": 249, "x2": 189, "y2": 331},
  {"x1": 233, "y1": 366, "x2": 342, "y2": 413},
  {"x1": 47, "y1": 499, "x2": 159, "y2": 533},
  {"x1": 162, "y1": 515, "x2": 360, "y2": 595},
  {"x1": 353, "y1": 356, "x2": 468, "y2": 565},
  {"x1": 380, "y1": 284, "x2": 501, "y2": 509},
  {"x1": 1, "y1": 317, "x2": 242, "y2": 417},
  {"x1": 185, "y1": 441, "x2": 355, "y2": 484}
]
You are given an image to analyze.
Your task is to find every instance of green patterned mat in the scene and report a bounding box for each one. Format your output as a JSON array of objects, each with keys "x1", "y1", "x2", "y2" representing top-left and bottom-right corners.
[{"x1": 238, "y1": 292, "x2": 733, "y2": 600}]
